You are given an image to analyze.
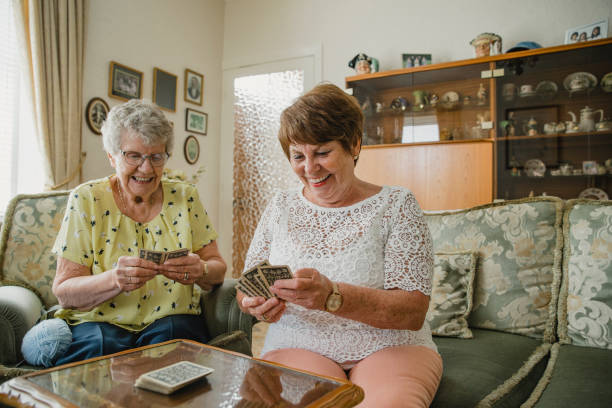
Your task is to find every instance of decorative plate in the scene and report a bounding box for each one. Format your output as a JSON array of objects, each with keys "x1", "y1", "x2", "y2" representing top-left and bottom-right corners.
[
  {"x1": 536, "y1": 80, "x2": 558, "y2": 98},
  {"x1": 578, "y1": 187, "x2": 609, "y2": 200},
  {"x1": 563, "y1": 72, "x2": 597, "y2": 93},
  {"x1": 601, "y1": 72, "x2": 612, "y2": 92},
  {"x1": 524, "y1": 159, "x2": 546, "y2": 177},
  {"x1": 440, "y1": 91, "x2": 459, "y2": 109},
  {"x1": 519, "y1": 90, "x2": 536, "y2": 98}
]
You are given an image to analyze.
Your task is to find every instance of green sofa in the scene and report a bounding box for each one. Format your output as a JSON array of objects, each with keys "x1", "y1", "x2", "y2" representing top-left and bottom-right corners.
[
  {"x1": 424, "y1": 197, "x2": 612, "y2": 408},
  {"x1": 0, "y1": 191, "x2": 254, "y2": 383}
]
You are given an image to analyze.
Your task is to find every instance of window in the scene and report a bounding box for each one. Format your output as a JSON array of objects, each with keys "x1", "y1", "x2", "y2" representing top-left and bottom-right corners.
[{"x1": 0, "y1": 0, "x2": 45, "y2": 213}]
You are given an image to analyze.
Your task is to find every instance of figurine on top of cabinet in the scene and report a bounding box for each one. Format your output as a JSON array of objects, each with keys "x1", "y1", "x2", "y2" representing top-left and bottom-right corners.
[
  {"x1": 348, "y1": 53, "x2": 379, "y2": 75},
  {"x1": 470, "y1": 33, "x2": 502, "y2": 58}
]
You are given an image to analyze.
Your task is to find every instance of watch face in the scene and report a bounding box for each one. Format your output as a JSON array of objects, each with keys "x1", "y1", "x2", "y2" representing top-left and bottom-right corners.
[{"x1": 327, "y1": 294, "x2": 342, "y2": 312}]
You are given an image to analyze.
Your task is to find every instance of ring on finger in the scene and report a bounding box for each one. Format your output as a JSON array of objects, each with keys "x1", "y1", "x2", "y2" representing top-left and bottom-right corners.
[
  {"x1": 262, "y1": 313, "x2": 269, "y2": 321},
  {"x1": 184, "y1": 272, "x2": 189, "y2": 280}
]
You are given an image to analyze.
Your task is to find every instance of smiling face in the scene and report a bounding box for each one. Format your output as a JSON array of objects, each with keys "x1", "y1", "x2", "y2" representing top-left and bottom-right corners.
[
  {"x1": 289, "y1": 141, "x2": 360, "y2": 207},
  {"x1": 108, "y1": 130, "x2": 166, "y2": 201}
]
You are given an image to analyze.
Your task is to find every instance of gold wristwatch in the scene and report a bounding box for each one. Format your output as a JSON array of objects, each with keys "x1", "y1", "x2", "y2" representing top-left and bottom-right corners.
[{"x1": 325, "y1": 281, "x2": 343, "y2": 312}]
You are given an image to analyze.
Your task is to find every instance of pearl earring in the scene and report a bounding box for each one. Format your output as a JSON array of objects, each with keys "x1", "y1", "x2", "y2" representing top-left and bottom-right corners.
[{"x1": 353, "y1": 155, "x2": 359, "y2": 160}]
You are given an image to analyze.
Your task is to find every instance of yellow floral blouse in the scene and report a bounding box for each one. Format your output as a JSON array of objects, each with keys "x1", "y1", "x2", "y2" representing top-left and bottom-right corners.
[{"x1": 52, "y1": 177, "x2": 218, "y2": 332}]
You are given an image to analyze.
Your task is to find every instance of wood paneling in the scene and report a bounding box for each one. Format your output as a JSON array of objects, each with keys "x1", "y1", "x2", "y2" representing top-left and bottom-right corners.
[{"x1": 355, "y1": 141, "x2": 493, "y2": 210}]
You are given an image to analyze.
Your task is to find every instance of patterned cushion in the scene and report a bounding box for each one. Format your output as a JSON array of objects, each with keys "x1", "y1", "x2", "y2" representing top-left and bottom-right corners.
[
  {"x1": 425, "y1": 197, "x2": 563, "y2": 341},
  {"x1": 427, "y1": 251, "x2": 477, "y2": 338},
  {"x1": 558, "y1": 200, "x2": 612, "y2": 349},
  {"x1": 0, "y1": 192, "x2": 70, "y2": 307}
]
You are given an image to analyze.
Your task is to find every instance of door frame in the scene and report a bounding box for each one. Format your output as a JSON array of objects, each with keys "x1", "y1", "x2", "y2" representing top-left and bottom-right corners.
[{"x1": 218, "y1": 46, "x2": 321, "y2": 276}]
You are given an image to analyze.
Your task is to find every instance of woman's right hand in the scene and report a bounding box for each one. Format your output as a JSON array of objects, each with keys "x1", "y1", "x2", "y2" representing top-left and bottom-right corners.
[
  {"x1": 239, "y1": 293, "x2": 286, "y2": 323},
  {"x1": 112, "y1": 256, "x2": 159, "y2": 292}
]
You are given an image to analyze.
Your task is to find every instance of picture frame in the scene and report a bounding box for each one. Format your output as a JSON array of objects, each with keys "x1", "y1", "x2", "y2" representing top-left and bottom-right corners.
[
  {"x1": 85, "y1": 97, "x2": 109, "y2": 135},
  {"x1": 185, "y1": 108, "x2": 208, "y2": 135},
  {"x1": 184, "y1": 135, "x2": 200, "y2": 164},
  {"x1": 108, "y1": 61, "x2": 143, "y2": 101},
  {"x1": 184, "y1": 69, "x2": 204, "y2": 105},
  {"x1": 565, "y1": 19, "x2": 608, "y2": 44},
  {"x1": 153, "y1": 67, "x2": 177, "y2": 112},
  {"x1": 402, "y1": 54, "x2": 432, "y2": 68}
]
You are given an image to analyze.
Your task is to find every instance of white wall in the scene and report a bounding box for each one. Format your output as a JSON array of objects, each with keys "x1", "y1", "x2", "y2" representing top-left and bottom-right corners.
[
  {"x1": 223, "y1": 0, "x2": 612, "y2": 87},
  {"x1": 81, "y1": 0, "x2": 224, "y2": 229}
]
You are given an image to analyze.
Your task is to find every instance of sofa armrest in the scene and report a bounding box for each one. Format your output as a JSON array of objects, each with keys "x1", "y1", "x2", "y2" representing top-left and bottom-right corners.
[
  {"x1": 200, "y1": 279, "x2": 255, "y2": 348},
  {"x1": 0, "y1": 286, "x2": 44, "y2": 364}
]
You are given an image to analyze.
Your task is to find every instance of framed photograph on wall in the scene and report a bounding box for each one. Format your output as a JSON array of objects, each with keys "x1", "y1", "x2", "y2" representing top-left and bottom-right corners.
[
  {"x1": 184, "y1": 69, "x2": 204, "y2": 105},
  {"x1": 402, "y1": 54, "x2": 432, "y2": 68},
  {"x1": 565, "y1": 19, "x2": 608, "y2": 44},
  {"x1": 85, "y1": 97, "x2": 109, "y2": 135},
  {"x1": 186, "y1": 108, "x2": 208, "y2": 135},
  {"x1": 153, "y1": 67, "x2": 177, "y2": 112},
  {"x1": 184, "y1": 135, "x2": 200, "y2": 164},
  {"x1": 108, "y1": 61, "x2": 143, "y2": 101}
]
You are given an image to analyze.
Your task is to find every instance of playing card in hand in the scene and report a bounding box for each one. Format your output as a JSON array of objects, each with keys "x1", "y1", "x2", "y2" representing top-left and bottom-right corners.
[
  {"x1": 237, "y1": 260, "x2": 293, "y2": 299},
  {"x1": 139, "y1": 249, "x2": 189, "y2": 265},
  {"x1": 139, "y1": 249, "x2": 165, "y2": 264}
]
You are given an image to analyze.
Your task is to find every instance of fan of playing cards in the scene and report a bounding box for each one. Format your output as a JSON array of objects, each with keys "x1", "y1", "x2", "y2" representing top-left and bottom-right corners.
[
  {"x1": 139, "y1": 248, "x2": 189, "y2": 264},
  {"x1": 237, "y1": 261, "x2": 293, "y2": 299}
]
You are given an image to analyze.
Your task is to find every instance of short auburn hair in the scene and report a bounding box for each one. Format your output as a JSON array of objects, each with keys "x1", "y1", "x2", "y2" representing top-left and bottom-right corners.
[{"x1": 278, "y1": 83, "x2": 363, "y2": 158}]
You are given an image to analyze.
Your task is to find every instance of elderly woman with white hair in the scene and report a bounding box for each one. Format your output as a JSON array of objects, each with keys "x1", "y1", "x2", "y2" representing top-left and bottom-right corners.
[{"x1": 49, "y1": 99, "x2": 226, "y2": 365}]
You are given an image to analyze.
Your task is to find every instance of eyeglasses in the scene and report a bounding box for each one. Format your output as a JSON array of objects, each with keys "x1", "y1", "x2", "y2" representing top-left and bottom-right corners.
[{"x1": 120, "y1": 150, "x2": 169, "y2": 167}]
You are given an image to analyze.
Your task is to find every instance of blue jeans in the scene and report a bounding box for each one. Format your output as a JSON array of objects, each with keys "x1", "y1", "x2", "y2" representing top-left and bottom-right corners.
[{"x1": 55, "y1": 314, "x2": 209, "y2": 366}]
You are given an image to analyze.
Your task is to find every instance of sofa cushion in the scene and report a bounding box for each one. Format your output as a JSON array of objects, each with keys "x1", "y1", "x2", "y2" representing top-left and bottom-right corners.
[
  {"x1": 558, "y1": 200, "x2": 612, "y2": 349},
  {"x1": 425, "y1": 197, "x2": 563, "y2": 341},
  {"x1": 432, "y1": 328, "x2": 549, "y2": 408},
  {"x1": 527, "y1": 343, "x2": 612, "y2": 407},
  {"x1": 427, "y1": 251, "x2": 477, "y2": 338},
  {"x1": 0, "y1": 192, "x2": 69, "y2": 308}
]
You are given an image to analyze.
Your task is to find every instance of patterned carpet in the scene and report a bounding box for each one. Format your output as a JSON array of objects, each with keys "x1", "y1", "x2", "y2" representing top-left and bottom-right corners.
[{"x1": 251, "y1": 321, "x2": 269, "y2": 358}]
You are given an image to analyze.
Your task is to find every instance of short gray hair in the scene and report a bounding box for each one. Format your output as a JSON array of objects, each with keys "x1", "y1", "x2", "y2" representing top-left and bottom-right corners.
[{"x1": 101, "y1": 99, "x2": 174, "y2": 155}]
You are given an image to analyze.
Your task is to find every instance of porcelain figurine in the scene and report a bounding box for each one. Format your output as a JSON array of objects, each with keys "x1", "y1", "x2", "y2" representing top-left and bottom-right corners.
[
  {"x1": 430, "y1": 93, "x2": 439, "y2": 107},
  {"x1": 477, "y1": 83, "x2": 487, "y2": 105},
  {"x1": 348, "y1": 53, "x2": 379, "y2": 75},
  {"x1": 524, "y1": 117, "x2": 538, "y2": 136},
  {"x1": 470, "y1": 33, "x2": 502, "y2": 58},
  {"x1": 412, "y1": 90, "x2": 429, "y2": 111}
]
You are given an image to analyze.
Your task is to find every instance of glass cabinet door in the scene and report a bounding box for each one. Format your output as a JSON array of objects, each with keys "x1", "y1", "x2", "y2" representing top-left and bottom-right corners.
[
  {"x1": 495, "y1": 43, "x2": 612, "y2": 200},
  {"x1": 349, "y1": 62, "x2": 493, "y2": 146}
]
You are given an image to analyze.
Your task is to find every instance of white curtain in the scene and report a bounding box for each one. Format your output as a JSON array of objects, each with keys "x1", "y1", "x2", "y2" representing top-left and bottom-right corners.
[{"x1": 13, "y1": 0, "x2": 87, "y2": 190}]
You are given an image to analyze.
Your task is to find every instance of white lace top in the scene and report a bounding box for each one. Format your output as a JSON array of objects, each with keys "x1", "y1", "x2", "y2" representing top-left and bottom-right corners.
[{"x1": 246, "y1": 186, "x2": 437, "y2": 369}]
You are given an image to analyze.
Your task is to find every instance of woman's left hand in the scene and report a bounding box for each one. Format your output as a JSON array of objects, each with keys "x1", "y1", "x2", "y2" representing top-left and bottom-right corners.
[
  {"x1": 269, "y1": 268, "x2": 332, "y2": 310},
  {"x1": 158, "y1": 253, "x2": 204, "y2": 285}
]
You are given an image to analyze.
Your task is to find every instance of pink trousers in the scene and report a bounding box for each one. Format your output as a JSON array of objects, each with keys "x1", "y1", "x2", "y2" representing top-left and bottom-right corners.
[{"x1": 262, "y1": 345, "x2": 443, "y2": 408}]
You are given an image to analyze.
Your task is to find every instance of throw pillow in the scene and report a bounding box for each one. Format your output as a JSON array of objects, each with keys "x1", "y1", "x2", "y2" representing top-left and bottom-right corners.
[
  {"x1": 425, "y1": 197, "x2": 563, "y2": 342},
  {"x1": 427, "y1": 251, "x2": 477, "y2": 338},
  {"x1": 558, "y1": 200, "x2": 612, "y2": 349}
]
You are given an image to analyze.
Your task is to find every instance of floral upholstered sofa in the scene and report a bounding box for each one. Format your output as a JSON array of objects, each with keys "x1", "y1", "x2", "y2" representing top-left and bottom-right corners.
[
  {"x1": 0, "y1": 191, "x2": 253, "y2": 383},
  {"x1": 422, "y1": 197, "x2": 612, "y2": 408}
]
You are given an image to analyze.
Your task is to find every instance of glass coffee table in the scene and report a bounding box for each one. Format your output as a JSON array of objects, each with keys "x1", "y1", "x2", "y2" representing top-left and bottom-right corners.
[{"x1": 0, "y1": 339, "x2": 363, "y2": 407}]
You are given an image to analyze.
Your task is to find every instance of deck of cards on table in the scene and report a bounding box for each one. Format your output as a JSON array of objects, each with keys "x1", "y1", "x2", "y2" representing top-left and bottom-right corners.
[
  {"x1": 237, "y1": 261, "x2": 293, "y2": 299},
  {"x1": 139, "y1": 248, "x2": 189, "y2": 264},
  {"x1": 135, "y1": 361, "x2": 214, "y2": 394}
]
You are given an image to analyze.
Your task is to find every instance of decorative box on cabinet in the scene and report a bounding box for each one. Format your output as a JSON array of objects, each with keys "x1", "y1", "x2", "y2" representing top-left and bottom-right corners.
[{"x1": 346, "y1": 38, "x2": 612, "y2": 210}]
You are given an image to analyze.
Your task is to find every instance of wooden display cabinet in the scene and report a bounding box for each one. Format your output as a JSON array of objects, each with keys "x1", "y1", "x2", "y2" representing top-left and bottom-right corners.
[{"x1": 347, "y1": 38, "x2": 612, "y2": 210}]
